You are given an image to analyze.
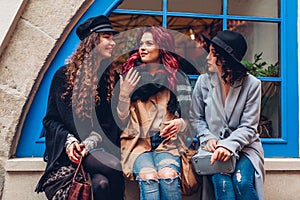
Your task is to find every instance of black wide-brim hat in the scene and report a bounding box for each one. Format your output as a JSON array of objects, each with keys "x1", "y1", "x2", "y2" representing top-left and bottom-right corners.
[
  {"x1": 76, "y1": 15, "x2": 119, "y2": 40},
  {"x1": 202, "y1": 30, "x2": 248, "y2": 71}
]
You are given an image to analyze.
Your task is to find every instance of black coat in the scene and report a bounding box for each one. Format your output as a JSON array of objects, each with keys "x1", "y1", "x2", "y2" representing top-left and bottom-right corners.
[{"x1": 36, "y1": 65, "x2": 121, "y2": 193}]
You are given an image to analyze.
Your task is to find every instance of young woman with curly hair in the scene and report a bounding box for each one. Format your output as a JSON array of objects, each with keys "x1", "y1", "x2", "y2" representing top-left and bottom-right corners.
[
  {"x1": 117, "y1": 26, "x2": 193, "y2": 200},
  {"x1": 36, "y1": 15, "x2": 124, "y2": 200}
]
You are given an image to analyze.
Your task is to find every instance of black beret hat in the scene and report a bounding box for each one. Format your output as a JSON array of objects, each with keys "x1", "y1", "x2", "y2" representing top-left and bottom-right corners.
[{"x1": 76, "y1": 15, "x2": 118, "y2": 40}]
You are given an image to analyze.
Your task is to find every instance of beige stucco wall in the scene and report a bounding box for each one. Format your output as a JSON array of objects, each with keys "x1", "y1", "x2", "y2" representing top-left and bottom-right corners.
[{"x1": 0, "y1": 0, "x2": 300, "y2": 200}]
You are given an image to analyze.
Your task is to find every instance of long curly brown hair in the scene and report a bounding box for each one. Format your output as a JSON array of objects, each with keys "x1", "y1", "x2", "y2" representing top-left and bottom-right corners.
[{"x1": 62, "y1": 32, "x2": 118, "y2": 120}]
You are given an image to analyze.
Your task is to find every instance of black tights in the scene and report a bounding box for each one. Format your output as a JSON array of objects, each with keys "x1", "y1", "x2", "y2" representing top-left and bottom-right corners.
[{"x1": 83, "y1": 150, "x2": 124, "y2": 200}]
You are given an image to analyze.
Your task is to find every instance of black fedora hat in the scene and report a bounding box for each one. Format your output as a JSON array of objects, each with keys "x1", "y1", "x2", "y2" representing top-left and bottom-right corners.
[
  {"x1": 202, "y1": 30, "x2": 248, "y2": 71},
  {"x1": 76, "y1": 15, "x2": 118, "y2": 40}
]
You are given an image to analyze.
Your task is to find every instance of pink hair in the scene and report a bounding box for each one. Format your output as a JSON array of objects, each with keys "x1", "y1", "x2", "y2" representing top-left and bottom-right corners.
[{"x1": 122, "y1": 26, "x2": 179, "y2": 90}]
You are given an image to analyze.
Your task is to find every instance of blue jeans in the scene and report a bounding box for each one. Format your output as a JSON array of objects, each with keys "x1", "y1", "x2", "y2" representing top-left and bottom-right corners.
[
  {"x1": 211, "y1": 154, "x2": 259, "y2": 200},
  {"x1": 133, "y1": 151, "x2": 181, "y2": 200}
]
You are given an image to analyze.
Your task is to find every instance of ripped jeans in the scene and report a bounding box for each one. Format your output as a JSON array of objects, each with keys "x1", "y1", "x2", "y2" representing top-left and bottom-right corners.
[
  {"x1": 211, "y1": 154, "x2": 259, "y2": 200},
  {"x1": 133, "y1": 151, "x2": 181, "y2": 200}
]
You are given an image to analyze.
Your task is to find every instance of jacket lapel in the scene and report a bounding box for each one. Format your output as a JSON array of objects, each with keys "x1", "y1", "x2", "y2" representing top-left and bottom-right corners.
[
  {"x1": 210, "y1": 73, "x2": 227, "y2": 121},
  {"x1": 225, "y1": 78, "x2": 244, "y2": 122}
]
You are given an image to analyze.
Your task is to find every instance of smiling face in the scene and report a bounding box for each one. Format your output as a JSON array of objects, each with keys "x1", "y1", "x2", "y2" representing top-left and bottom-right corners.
[
  {"x1": 98, "y1": 32, "x2": 116, "y2": 58},
  {"x1": 139, "y1": 32, "x2": 160, "y2": 64}
]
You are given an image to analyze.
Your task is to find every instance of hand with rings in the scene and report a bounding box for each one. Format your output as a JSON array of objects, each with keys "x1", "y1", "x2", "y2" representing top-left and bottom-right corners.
[
  {"x1": 66, "y1": 142, "x2": 87, "y2": 164},
  {"x1": 160, "y1": 118, "x2": 183, "y2": 139},
  {"x1": 210, "y1": 146, "x2": 232, "y2": 165},
  {"x1": 119, "y1": 68, "x2": 141, "y2": 98}
]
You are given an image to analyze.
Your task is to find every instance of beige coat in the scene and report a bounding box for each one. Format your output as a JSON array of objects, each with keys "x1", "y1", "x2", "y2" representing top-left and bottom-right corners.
[{"x1": 120, "y1": 89, "x2": 189, "y2": 180}]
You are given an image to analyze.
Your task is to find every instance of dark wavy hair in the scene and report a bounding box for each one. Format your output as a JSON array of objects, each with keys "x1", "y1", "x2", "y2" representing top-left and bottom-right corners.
[
  {"x1": 122, "y1": 26, "x2": 179, "y2": 90},
  {"x1": 213, "y1": 44, "x2": 248, "y2": 85},
  {"x1": 62, "y1": 32, "x2": 118, "y2": 120}
]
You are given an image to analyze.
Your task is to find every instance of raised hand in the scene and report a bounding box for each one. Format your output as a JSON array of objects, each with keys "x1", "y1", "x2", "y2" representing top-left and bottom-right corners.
[{"x1": 119, "y1": 68, "x2": 141, "y2": 98}]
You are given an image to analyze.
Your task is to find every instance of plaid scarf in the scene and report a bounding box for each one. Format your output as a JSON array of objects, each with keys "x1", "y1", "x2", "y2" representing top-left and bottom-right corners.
[{"x1": 130, "y1": 66, "x2": 192, "y2": 120}]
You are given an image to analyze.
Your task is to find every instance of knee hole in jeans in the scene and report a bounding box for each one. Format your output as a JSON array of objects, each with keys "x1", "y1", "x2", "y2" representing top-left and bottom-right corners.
[
  {"x1": 158, "y1": 167, "x2": 178, "y2": 179},
  {"x1": 138, "y1": 167, "x2": 158, "y2": 180}
]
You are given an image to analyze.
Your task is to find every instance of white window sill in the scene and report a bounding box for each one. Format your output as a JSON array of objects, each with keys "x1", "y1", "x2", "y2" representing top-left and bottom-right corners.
[{"x1": 5, "y1": 157, "x2": 300, "y2": 172}]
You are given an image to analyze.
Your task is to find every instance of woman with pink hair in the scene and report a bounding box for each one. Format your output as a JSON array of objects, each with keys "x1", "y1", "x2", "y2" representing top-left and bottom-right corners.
[{"x1": 117, "y1": 26, "x2": 193, "y2": 200}]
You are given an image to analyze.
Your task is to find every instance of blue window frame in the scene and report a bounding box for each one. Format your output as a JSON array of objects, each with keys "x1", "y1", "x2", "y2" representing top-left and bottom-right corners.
[{"x1": 16, "y1": 0, "x2": 298, "y2": 157}]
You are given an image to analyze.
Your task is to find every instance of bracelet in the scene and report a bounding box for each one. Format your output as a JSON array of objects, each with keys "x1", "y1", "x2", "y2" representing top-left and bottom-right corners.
[{"x1": 119, "y1": 95, "x2": 130, "y2": 102}]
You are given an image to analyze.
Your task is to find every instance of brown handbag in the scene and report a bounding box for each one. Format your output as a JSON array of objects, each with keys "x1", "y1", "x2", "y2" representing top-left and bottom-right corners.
[
  {"x1": 180, "y1": 147, "x2": 199, "y2": 196},
  {"x1": 68, "y1": 156, "x2": 92, "y2": 200}
]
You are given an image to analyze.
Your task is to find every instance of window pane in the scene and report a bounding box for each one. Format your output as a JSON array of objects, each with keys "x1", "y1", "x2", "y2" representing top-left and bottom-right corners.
[
  {"x1": 259, "y1": 81, "x2": 281, "y2": 138},
  {"x1": 109, "y1": 13, "x2": 162, "y2": 31},
  {"x1": 227, "y1": 20, "x2": 280, "y2": 77},
  {"x1": 167, "y1": 17, "x2": 222, "y2": 37},
  {"x1": 168, "y1": 0, "x2": 222, "y2": 14},
  {"x1": 228, "y1": 0, "x2": 279, "y2": 18},
  {"x1": 167, "y1": 17, "x2": 222, "y2": 74},
  {"x1": 117, "y1": 0, "x2": 162, "y2": 11}
]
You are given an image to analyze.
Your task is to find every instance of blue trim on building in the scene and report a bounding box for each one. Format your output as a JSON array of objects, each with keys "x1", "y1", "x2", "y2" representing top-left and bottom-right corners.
[{"x1": 262, "y1": 0, "x2": 299, "y2": 157}]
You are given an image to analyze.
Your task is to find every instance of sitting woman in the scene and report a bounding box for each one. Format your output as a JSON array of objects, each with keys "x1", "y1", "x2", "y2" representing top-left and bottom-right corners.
[
  {"x1": 35, "y1": 15, "x2": 124, "y2": 200},
  {"x1": 190, "y1": 30, "x2": 265, "y2": 200},
  {"x1": 117, "y1": 26, "x2": 193, "y2": 200}
]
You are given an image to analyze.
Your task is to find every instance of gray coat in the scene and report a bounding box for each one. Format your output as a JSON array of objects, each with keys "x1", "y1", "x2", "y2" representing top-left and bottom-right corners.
[{"x1": 190, "y1": 72, "x2": 265, "y2": 200}]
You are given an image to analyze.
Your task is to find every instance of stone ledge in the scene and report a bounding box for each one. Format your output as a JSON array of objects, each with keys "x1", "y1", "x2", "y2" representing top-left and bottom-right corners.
[
  {"x1": 6, "y1": 157, "x2": 300, "y2": 172},
  {"x1": 6, "y1": 157, "x2": 46, "y2": 172},
  {"x1": 264, "y1": 158, "x2": 300, "y2": 171}
]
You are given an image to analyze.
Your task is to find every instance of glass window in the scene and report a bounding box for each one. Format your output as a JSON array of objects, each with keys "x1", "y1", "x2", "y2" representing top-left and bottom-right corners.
[
  {"x1": 117, "y1": 0, "x2": 162, "y2": 11},
  {"x1": 228, "y1": 0, "x2": 279, "y2": 18},
  {"x1": 228, "y1": 21, "x2": 279, "y2": 66},
  {"x1": 110, "y1": 13, "x2": 162, "y2": 31},
  {"x1": 167, "y1": 16, "x2": 222, "y2": 74},
  {"x1": 259, "y1": 81, "x2": 281, "y2": 138},
  {"x1": 168, "y1": 0, "x2": 222, "y2": 14}
]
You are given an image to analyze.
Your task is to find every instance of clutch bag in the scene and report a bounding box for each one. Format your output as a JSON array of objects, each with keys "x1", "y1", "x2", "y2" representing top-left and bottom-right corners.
[{"x1": 191, "y1": 148, "x2": 236, "y2": 175}]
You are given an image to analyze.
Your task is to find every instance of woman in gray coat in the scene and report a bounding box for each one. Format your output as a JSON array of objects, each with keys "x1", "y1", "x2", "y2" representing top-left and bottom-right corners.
[{"x1": 190, "y1": 30, "x2": 265, "y2": 200}]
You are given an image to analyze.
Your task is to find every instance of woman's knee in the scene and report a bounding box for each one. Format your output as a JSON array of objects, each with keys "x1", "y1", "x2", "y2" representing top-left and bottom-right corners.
[
  {"x1": 232, "y1": 169, "x2": 254, "y2": 189},
  {"x1": 138, "y1": 167, "x2": 158, "y2": 180},
  {"x1": 158, "y1": 167, "x2": 178, "y2": 179},
  {"x1": 92, "y1": 174, "x2": 109, "y2": 190},
  {"x1": 106, "y1": 156, "x2": 122, "y2": 171}
]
